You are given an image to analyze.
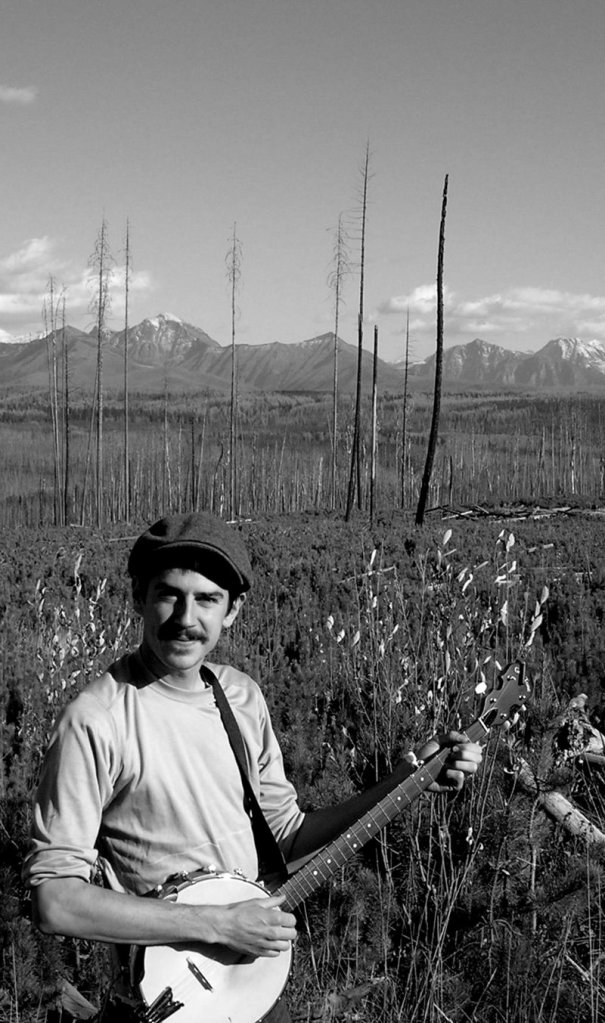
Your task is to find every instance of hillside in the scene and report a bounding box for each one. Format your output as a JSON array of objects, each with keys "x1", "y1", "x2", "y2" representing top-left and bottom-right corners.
[
  {"x1": 2, "y1": 314, "x2": 605, "y2": 393},
  {"x1": 0, "y1": 315, "x2": 403, "y2": 394},
  {"x1": 408, "y1": 336, "x2": 605, "y2": 388}
]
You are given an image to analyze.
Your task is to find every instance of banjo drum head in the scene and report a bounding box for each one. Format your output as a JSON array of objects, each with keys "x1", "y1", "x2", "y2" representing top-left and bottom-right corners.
[{"x1": 136, "y1": 872, "x2": 292, "y2": 1023}]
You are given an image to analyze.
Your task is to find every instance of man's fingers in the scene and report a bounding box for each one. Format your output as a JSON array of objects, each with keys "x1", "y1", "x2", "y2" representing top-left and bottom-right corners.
[
  {"x1": 447, "y1": 730, "x2": 469, "y2": 743},
  {"x1": 450, "y1": 742, "x2": 482, "y2": 764},
  {"x1": 444, "y1": 769, "x2": 465, "y2": 790}
]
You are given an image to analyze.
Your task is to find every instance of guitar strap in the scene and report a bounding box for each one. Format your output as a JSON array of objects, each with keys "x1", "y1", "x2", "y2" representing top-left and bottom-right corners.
[{"x1": 200, "y1": 664, "x2": 288, "y2": 884}]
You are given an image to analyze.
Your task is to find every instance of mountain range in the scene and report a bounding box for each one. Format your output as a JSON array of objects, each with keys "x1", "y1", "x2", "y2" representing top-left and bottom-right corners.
[
  {"x1": 407, "y1": 336, "x2": 605, "y2": 389},
  {"x1": 0, "y1": 315, "x2": 401, "y2": 394},
  {"x1": 1, "y1": 314, "x2": 605, "y2": 393}
]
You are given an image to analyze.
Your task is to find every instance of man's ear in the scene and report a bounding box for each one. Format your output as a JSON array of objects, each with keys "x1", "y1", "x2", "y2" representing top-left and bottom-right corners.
[{"x1": 223, "y1": 593, "x2": 246, "y2": 629}]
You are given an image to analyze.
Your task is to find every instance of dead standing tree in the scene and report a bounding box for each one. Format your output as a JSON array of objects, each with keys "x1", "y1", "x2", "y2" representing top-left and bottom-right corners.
[
  {"x1": 327, "y1": 212, "x2": 350, "y2": 511},
  {"x1": 345, "y1": 142, "x2": 371, "y2": 521},
  {"x1": 400, "y1": 307, "x2": 411, "y2": 508},
  {"x1": 89, "y1": 217, "x2": 113, "y2": 527},
  {"x1": 43, "y1": 277, "x2": 62, "y2": 525},
  {"x1": 416, "y1": 175, "x2": 448, "y2": 526},
  {"x1": 123, "y1": 219, "x2": 131, "y2": 522},
  {"x1": 226, "y1": 223, "x2": 242, "y2": 520},
  {"x1": 60, "y1": 295, "x2": 70, "y2": 524}
]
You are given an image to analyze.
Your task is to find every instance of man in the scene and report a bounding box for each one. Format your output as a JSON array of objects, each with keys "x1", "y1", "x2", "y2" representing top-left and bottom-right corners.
[{"x1": 24, "y1": 512, "x2": 482, "y2": 1022}]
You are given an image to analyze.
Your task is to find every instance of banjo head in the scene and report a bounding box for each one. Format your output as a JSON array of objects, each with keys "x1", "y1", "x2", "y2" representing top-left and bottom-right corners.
[{"x1": 132, "y1": 871, "x2": 292, "y2": 1023}]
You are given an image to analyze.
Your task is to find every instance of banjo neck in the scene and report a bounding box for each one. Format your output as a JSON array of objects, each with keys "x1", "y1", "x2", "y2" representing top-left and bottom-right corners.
[
  {"x1": 276, "y1": 743, "x2": 451, "y2": 912},
  {"x1": 276, "y1": 679, "x2": 517, "y2": 912}
]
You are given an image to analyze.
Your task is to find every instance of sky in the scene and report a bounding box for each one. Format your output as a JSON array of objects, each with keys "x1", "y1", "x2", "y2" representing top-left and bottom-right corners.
[{"x1": 1, "y1": 0, "x2": 605, "y2": 363}]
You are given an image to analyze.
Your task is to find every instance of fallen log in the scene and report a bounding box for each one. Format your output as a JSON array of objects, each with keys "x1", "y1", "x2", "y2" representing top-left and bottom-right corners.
[{"x1": 514, "y1": 755, "x2": 605, "y2": 846}]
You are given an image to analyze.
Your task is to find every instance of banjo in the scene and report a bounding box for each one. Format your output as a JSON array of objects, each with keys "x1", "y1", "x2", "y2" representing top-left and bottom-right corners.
[{"x1": 130, "y1": 662, "x2": 529, "y2": 1023}]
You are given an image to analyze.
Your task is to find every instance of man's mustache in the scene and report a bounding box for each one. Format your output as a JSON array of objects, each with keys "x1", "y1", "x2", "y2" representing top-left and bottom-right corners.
[{"x1": 158, "y1": 625, "x2": 204, "y2": 642}]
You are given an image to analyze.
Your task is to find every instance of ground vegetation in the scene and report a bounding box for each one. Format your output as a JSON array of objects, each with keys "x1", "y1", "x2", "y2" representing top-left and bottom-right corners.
[{"x1": 1, "y1": 509, "x2": 605, "y2": 1021}]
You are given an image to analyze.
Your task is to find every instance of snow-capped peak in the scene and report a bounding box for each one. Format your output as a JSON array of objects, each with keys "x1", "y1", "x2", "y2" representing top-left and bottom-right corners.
[
  {"x1": 145, "y1": 313, "x2": 183, "y2": 329},
  {"x1": 0, "y1": 328, "x2": 44, "y2": 344},
  {"x1": 550, "y1": 337, "x2": 605, "y2": 366}
]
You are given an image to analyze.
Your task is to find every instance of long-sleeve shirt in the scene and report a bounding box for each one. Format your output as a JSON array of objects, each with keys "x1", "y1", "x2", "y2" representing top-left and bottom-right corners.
[{"x1": 24, "y1": 650, "x2": 304, "y2": 896}]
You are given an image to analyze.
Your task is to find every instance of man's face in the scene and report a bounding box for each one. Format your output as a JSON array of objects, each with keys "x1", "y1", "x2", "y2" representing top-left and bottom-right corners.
[{"x1": 134, "y1": 567, "x2": 244, "y2": 688}]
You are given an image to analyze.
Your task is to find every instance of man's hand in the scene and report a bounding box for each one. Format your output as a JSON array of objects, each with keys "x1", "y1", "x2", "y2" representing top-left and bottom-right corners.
[
  {"x1": 208, "y1": 895, "x2": 297, "y2": 958},
  {"x1": 416, "y1": 731, "x2": 483, "y2": 793}
]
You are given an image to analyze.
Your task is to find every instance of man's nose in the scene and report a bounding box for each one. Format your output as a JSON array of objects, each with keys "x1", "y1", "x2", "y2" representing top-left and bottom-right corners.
[{"x1": 173, "y1": 596, "x2": 196, "y2": 626}]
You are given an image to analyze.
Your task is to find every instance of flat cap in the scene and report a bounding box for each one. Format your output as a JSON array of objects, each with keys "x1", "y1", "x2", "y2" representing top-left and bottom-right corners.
[{"x1": 128, "y1": 512, "x2": 253, "y2": 592}]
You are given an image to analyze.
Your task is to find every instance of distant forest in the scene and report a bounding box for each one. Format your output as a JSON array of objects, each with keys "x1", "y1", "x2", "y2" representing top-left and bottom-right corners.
[{"x1": 1, "y1": 389, "x2": 604, "y2": 529}]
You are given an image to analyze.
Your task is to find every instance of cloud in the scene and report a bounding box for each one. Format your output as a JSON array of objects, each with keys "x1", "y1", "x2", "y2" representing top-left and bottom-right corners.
[
  {"x1": 0, "y1": 238, "x2": 63, "y2": 321},
  {"x1": 0, "y1": 237, "x2": 153, "y2": 333},
  {"x1": 379, "y1": 285, "x2": 605, "y2": 353},
  {"x1": 1, "y1": 236, "x2": 57, "y2": 281},
  {"x1": 0, "y1": 84, "x2": 37, "y2": 105}
]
